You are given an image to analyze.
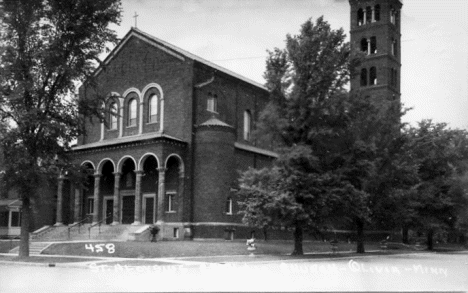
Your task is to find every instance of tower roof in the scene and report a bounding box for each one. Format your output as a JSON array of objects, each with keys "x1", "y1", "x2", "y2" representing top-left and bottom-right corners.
[{"x1": 199, "y1": 117, "x2": 233, "y2": 128}]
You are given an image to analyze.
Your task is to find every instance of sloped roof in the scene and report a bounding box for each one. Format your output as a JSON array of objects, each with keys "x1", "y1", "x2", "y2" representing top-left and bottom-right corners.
[
  {"x1": 199, "y1": 117, "x2": 234, "y2": 128},
  {"x1": 72, "y1": 132, "x2": 185, "y2": 151},
  {"x1": 98, "y1": 27, "x2": 267, "y2": 91}
]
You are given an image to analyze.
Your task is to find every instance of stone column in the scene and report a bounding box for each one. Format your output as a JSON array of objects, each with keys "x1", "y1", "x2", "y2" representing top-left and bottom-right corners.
[
  {"x1": 139, "y1": 100, "x2": 144, "y2": 135},
  {"x1": 133, "y1": 171, "x2": 143, "y2": 225},
  {"x1": 112, "y1": 172, "x2": 121, "y2": 225},
  {"x1": 54, "y1": 176, "x2": 65, "y2": 226},
  {"x1": 92, "y1": 174, "x2": 101, "y2": 224},
  {"x1": 157, "y1": 168, "x2": 167, "y2": 223},
  {"x1": 363, "y1": 10, "x2": 367, "y2": 24},
  {"x1": 73, "y1": 186, "x2": 82, "y2": 224},
  {"x1": 367, "y1": 39, "x2": 371, "y2": 55},
  {"x1": 371, "y1": 7, "x2": 375, "y2": 22}
]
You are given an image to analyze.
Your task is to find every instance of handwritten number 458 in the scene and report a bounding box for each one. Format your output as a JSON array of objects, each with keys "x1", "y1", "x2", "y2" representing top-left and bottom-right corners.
[{"x1": 85, "y1": 243, "x2": 115, "y2": 254}]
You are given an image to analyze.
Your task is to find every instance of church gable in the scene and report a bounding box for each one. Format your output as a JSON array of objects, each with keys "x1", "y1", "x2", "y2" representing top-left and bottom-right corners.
[{"x1": 95, "y1": 34, "x2": 191, "y2": 95}]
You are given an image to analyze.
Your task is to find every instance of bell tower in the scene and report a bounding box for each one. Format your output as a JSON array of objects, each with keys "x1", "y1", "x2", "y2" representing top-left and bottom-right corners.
[{"x1": 349, "y1": 0, "x2": 402, "y2": 103}]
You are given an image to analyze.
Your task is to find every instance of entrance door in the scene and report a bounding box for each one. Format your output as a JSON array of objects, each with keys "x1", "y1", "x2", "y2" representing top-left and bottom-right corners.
[
  {"x1": 105, "y1": 199, "x2": 113, "y2": 224},
  {"x1": 121, "y1": 196, "x2": 135, "y2": 224},
  {"x1": 144, "y1": 197, "x2": 154, "y2": 224}
]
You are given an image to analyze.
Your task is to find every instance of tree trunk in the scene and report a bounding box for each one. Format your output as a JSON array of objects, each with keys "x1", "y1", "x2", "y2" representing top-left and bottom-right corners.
[
  {"x1": 402, "y1": 225, "x2": 409, "y2": 244},
  {"x1": 427, "y1": 228, "x2": 434, "y2": 251},
  {"x1": 263, "y1": 226, "x2": 268, "y2": 241},
  {"x1": 356, "y1": 218, "x2": 365, "y2": 253},
  {"x1": 291, "y1": 222, "x2": 303, "y2": 255},
  {"x1": 19, "y1": 196, "x2": 31, "y2": 258}
]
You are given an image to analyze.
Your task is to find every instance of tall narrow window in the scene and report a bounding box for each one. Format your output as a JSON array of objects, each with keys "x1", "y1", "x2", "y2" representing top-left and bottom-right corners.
[
  {"x1": 360, "y1": 38, "x2": 368, "y2": 53},
  {"x1": 110, "y1": 102, "x2": 118, "y2": 130},
  {"x1": 243, "y1": 110, "x2": 252, "y2": 141},
  {"x1": 226, "y1": 197, "x2": 233, "y2": 215},
  {"x1": 87, "y1": 198, "x2": 94, "y2": 214},
  {"x1": 360, "y1": 68, "x2": 368, "y2": 86},
  {"x1": 395, "y1": 11, "x2": 400, "y2": 28},
  {"x1": 128, "y1": 98, "x2": 137, "y2": 127},
  {"x1": 166, "y1": 193, "x2": 175, "y2": 212},
  {"x1": 207, "y1": 94, "x2": 218, "y2": 112},
  {"x1": 391, "y1": 39, "x2": 397, "y2": 56},
  {"x1": 370, "y1": 37, "x2": 377, "y2": 54},
  {"x1": 0, "y1": 211, "x2": 8, "y2": 227},
  {"x1": 11, "y1": 211, "x2": 20, "y2": 227},
  {"x1": 369, "y1": 67, "x2": 377, "y2": 85},
  {"x1": 365, "y1": 6, "x2": 372, "y2": 24},
  {"x1": 390, "y1": 8, "x2": 396, "y2": 24},
  {"x1": 374, "y1": 5, "x2": 381, "y2": 21},
  {"x1": 148, "y1": 94, "x2": 158, "y2": 123},
  {"x1": 357, "y1": 8, "x2": 364, "y2": 26}
]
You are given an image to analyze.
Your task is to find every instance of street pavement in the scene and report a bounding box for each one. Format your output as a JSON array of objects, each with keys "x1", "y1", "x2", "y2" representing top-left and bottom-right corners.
[{"x1": 0, "y1": 251, "x2": 467, "y2": 292}]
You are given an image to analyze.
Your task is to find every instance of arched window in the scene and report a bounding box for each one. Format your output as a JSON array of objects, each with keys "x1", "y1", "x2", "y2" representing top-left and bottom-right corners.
[
  {"x1": 374, "y1": 5, "x2": 381, "y2": 21},
  {"x1": 391, "y1": 38, "x2": 397, "y2": 56},
  {"x1": 360, "y1": 68, "x2": 368, "y2": 86},
  {"x1": 390, "y1": 68, "x2": 398, "y2": 87},
  {"x1": 360, "y1": 38, "x2": 368, "y2": 53},
  {"x1": 366, "y1": 6, "x2": 372, "y2": 24},
  {"x1": 207, "y1": 93, "x2": 218, "y2": 112},
  {"x1": 225, "y1": 197, "x2": 233, "y2": 215},
  {"x1": 370, "y1": 36, "x2": 377, "y2": 54},
  {"x1": 357, "y1": 8, "x2": 364, "y2": 26},
  {"x1": 127, "y1": 98, "x2": 137, "y2": 127},
  {"x1": 369, "y1": 67, "x2": 377, "y2": 85},
  {"x1": 109, "y1": 102, "x2": 118, "y2": 130},
  {"x1": 148, "y1": 94, "x2": 158, "y2": 123},
  {"x1": 390, "y1": 7, "x2": 396, "y2": 24},
  {"x1": 243, "y1": 110, "x2": 252, "y2": 141}
]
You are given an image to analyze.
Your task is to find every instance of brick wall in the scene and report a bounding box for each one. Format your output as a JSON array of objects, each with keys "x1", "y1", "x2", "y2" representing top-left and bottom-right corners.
[{"x1": 79, "y1": 35, "x2": 194, "y2": 145}]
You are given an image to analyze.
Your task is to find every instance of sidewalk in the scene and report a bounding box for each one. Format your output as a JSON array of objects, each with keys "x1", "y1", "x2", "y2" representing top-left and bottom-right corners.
[{"x1": 0, "y1": 248, "x2": 434, "y2": 270}]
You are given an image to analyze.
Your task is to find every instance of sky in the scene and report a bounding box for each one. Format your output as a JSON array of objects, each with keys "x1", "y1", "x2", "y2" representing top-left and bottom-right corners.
[{"x1": 109, "y1": 0, "x2": 468, "y2": 130}]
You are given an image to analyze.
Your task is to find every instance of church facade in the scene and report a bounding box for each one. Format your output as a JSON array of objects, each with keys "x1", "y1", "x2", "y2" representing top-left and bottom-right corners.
[{"x1": 53, "y1": 28, "x2": 277, "y2": 240}]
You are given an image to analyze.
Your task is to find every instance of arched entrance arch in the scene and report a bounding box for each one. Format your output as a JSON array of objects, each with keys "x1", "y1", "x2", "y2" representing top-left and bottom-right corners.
[
  {"x1": 159, "y1": 154, "x2": 185, "y2": 221},
  {"x1": 118, "y1": 157, "x2": 137, "y2": 224},
  {"x1": 80, "y1": 162, "x2": 96, "y2": 224},
  {"x1": 139, "y1": 153, "x2": 159, "y2": 224}
]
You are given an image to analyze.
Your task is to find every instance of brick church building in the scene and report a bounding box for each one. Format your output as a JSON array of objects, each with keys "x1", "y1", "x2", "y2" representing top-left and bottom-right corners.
[
  {"x1": 4, "y1": 0, "x2": 402, "y2": 241},
  {"x1": 53, "y1": 28, "x2": 278, "y2": 240}
]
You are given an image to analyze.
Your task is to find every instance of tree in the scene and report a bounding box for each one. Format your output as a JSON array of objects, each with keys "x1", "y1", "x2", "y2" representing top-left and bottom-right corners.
[
  {"x1": 240, "y1": 17, "x2": 353, "y2": 255},
  {"x1": 0, "y1": 0, "x2": 121, "y2": 257},
  {"x1": 404, "y1": 121, "x2": 468, "y2": 250},
  {"x1": 238, "y1": 16, "x2": 405, "y2": 254}
]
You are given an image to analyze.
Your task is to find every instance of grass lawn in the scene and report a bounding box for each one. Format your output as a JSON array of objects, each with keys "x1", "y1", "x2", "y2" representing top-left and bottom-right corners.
[{"x1": 41, "y1": 240, "x2": 384, "y2": 259}]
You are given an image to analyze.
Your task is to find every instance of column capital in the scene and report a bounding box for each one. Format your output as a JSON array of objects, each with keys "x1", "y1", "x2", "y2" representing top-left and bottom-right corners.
[
  {"x1": 112, "y1": 172, "x2": 122, "y2": 176},
  {"x1": 58, "y1": 175, "x2": 66, "y2": 181},
  {"x1": 157, "y1": 167, "x2": 167, "y2": 173},
  {"x1": 135, "y1": 170, "x2": 144, "y2": 175},
  {"x1": 93, "y1": 173, "x2": 102, "y2": 178}
]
